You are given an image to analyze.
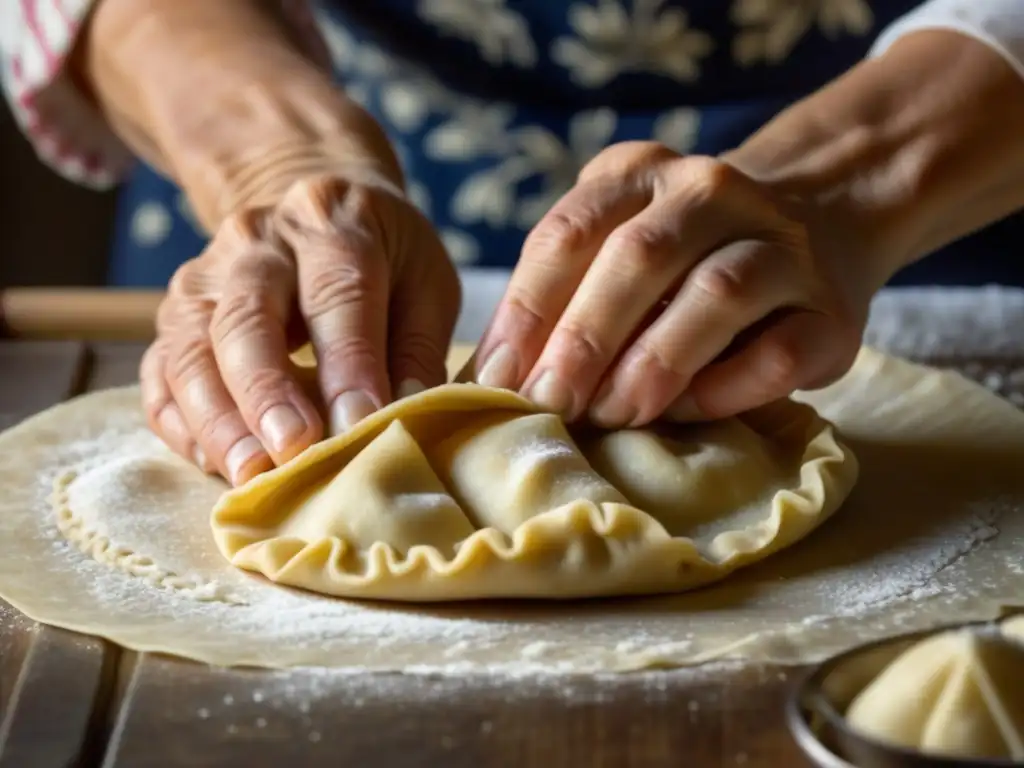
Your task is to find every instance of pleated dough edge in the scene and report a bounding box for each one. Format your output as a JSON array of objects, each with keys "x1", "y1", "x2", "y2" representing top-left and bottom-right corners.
[{"x1": 210, "y1": 386, "x2": 859, "y2": 601}]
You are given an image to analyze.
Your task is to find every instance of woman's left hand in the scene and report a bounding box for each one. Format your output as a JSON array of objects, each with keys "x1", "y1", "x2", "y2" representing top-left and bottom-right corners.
[{"x1": 472, "y1": 141, "x2": 873, "y2": 427}]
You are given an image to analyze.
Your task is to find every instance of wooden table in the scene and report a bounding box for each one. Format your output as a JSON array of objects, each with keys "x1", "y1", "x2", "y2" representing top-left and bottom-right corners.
[
  {"x1": 3, "y1": 292, "x2": 1023, "y2": 767},
  {"x1": 0, "y1": 339, "x2": 815, "y2": 768}
]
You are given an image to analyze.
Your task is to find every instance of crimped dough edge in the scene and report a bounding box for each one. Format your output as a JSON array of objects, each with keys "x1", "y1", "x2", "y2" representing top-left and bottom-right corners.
[{"x1": 210, "y1": 384, "x2": 858, "y2": 601}]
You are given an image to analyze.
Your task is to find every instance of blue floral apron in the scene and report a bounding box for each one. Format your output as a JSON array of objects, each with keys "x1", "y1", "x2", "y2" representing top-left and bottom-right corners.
[{"x1": 107, "y1": 0, "x2": 1024, "y2": 287}]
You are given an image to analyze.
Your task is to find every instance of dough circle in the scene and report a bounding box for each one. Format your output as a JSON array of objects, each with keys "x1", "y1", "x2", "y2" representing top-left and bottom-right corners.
[
  {"x1": 0, "y1": 346, "x2": 1022, "y2": 671},
  {"x1": 212, "y1": 383, "x2": 857, "y2": 601}
]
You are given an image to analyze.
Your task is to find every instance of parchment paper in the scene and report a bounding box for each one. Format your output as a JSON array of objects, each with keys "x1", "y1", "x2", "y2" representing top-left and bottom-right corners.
[{"x1": 0, "y1": 347, "x2": 1020, "y2": 672}]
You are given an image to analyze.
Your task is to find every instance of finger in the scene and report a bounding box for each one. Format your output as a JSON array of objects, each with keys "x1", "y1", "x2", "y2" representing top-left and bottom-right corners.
[
  {"x1": 276, "y1": 178, "x2": 392, "y2": 436},
  {"x1": 473, "y1": 175, "x2": 651, "y2": 391},
  {"x1": 139, "y1": 340, "x2": 211, "y2": 471},
  {"x1": 161, "y1": 268, "x2": 272, "y2": 486},
  {"x1": 683, "y1": 311, "x2": 858, "y2": 420},
  {"x1": 388, "y1": 237, "x2": 461, "y2": 398},
  {"x1": 209, "y1": 211, "x2": 324, "y2": 465},
  {"x1": 587, "y1": 241, "x2": 808, "y2": 427},
  {"x1": 519, "y1": 183, "x2": 758, "y2": 421}
]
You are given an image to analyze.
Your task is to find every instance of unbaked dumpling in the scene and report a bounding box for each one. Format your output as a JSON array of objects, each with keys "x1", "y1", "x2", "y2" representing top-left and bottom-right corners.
[
  {"x1": 845, "y1": 627, "x2": 1024, "y2": 760},
  {"x1": 210, "y1": 380, "x2": 857, "y2": 602}
]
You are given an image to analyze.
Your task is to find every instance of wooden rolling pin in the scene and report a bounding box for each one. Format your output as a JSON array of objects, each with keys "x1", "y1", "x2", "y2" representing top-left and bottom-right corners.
[
  {"x1": 0, "y1": 290, "x2": 480, "y2": 376},
  {"x1": 0, "y1": 288, "x2": 163, "y2": 340}
]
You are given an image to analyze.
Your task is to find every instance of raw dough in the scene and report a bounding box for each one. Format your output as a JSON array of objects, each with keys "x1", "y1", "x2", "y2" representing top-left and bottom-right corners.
[
  {"x1": 845, "y1": 626, "x2": 1024, "y2": 760},
  {"x1": 0, "y1": 346, "x2": 1022, "y2": 671},
  {"x1": 211, "y1": 383, "x2": 857, "y2": 601}
]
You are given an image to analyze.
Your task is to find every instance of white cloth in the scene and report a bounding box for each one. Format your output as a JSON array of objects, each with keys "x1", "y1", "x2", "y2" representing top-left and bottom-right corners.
[
  {"x1": 454, "y1": 270, "x2": 1024, "y2": 362},
  {"x1": 871, "y1": 0, "x2": 1024, "y2": 78}
]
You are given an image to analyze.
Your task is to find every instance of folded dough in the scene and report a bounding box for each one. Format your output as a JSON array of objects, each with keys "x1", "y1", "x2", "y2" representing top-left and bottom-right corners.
[
  {"x1": 845, "y1": 627, "x2": 1024, "y2": 760},
  {"x1": 211, "y1": 381, "x2": 857, "y2": 602}
]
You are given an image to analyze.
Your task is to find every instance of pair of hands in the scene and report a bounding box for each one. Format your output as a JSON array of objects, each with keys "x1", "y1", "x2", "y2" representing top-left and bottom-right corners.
[{"x1": 145, "y1": 119, "x2": 867, "y2": 487}]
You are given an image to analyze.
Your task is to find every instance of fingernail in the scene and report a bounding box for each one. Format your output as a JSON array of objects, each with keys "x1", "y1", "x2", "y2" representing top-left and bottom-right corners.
[
  {"x1": 224, "y1": 435, "x2": 268, "y2": 486},
  {"x1": 477, "y1": 344, "x2": 518, "y2": 389},
  {"x1": 396, "y1": 378, "x2": 426, "y2": 399},
  {"x1": 589, "y1": 384, "x2": 635, "y2": 428},
  {"x1": 665, "y1": 394, "x2": 703, "y2": 422},
  {"x1": 260, "y1": 404, "x2": 307, "y2": 454},
  {"x1": 330, "y1": 390, "x2": 377, "y2": 435},
  {"x1": 527, "y1": 370, "x2": 575, "y2": 416}
]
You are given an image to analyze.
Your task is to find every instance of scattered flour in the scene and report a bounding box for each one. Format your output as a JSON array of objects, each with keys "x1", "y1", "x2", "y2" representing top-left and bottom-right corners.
[
  {"x1": 6, "y1": 287, "x2": 1024, "y2": 676},
  {"x1": 7, "y1": 401, "x2": 1020, "y2": 676},
  {"x1": 859, "y1": 287, "x2": 1024, "y2": 360}
]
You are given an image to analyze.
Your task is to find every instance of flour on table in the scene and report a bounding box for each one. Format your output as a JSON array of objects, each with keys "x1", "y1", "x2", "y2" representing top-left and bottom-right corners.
[
  {"x1": 0, "y1": 348, "x2": 1023, "y2": 672},
  {"x1": 864, "y1": 286, "x2": 1024, "y2": 359}
]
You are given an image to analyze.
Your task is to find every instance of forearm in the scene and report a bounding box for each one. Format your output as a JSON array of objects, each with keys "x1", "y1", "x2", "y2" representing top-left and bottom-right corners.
[
  {"x1": 724, "y1": 30, "x2": 1024, "y2": 291},
  {"x1": 77, "y1": 0, "x2": 401, "y2": 230}
]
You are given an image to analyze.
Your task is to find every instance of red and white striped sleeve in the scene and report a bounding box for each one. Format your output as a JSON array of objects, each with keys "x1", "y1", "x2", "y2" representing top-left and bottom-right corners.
[{"x1": 0, "y1": 0, "x2": 329, "y2": 190}]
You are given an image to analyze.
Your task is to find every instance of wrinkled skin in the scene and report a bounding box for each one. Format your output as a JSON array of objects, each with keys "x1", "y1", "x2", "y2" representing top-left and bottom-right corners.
[{"x1": 142, "y1": 173, "x2": 460, "y2": 485}]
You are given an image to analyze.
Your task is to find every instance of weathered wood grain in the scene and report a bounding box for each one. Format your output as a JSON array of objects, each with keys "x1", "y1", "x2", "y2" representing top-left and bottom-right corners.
[
  {"x1": 0, "y1": 341, "x2": 115, "y2": 768},
  {"x1": 101, "y1": 659, "x2": 811, "y2": 768},
  {"x1": 0, "y1": 342, "x2": 85, "y2": 429}
]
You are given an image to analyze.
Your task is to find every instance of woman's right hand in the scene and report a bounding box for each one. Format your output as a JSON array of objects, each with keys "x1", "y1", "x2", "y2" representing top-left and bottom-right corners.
[
  {"x1": 143, "y1": 164, "x2": 460, "y2": 487},
  {"x1": 78, "y1": 0, "x2": 459, "y2": 486}
]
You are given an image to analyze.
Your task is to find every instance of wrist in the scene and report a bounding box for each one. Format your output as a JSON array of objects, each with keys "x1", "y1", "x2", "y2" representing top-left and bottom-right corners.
[
  {"x1": 724, "y1": 30, "x2": 1024, "y2": 293},
  {"x1": 82, "y1": 0, "x2": 404, "y2": 230},
  {"x1": 159, "y1": 80, "x2": 405, "y2": 231}
]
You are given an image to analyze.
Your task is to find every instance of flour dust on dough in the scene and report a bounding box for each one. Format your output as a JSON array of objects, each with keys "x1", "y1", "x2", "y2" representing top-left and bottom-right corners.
[
  {"x1": 0, "y1": 347, "x2": 1022, "y2": 671},
  {"x1": 212, "y1": 381, "x2": 856, "y2": 601},
  {"x1": 846, "y1": 624, "x2": 1024, "y2": 760}
]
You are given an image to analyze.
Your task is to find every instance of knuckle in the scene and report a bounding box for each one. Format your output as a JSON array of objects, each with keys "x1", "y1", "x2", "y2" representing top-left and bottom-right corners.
[
  {"x1": 217, "y1": 208, "x2": 270, "y2": 246},
  {"x1": 391, "y1": 330, "x2": 446, "y2": 373},
  {"x1": 167, "y1": 259, "x2": 203, "y2": 298},
  {"x1": 608, "y1": 224, "x2": 677, "y2": 273},
  {"x1": 164, "y1": 336, "x2": 216, "y2": 389},
  {"x1": 550, "y1": 321, "x2": 611, "y2": 367},
  {"x1": 227, "y1": 257, "x2": 295, "y2": 310},
  {"x1": 502, "y1": 292, "x2": 549, "y2": 337},
  {"x1": 208, "y1": 292, "x2": 269, "y2": 348},
  {"x1": 632, "y1": 340, "x2": 683, "y2": 378},
  {"x1": 193, "y1": 408, "x2": 240, "y2": 451},
  {"x1": 314, "y1": 335, "x2": 383, "y2": 392},
  {"x1": 690, "y1": 259, "x2": 751, "y2": 307},
  {"x1": 526, "y1": 208, "x2": 592, "y2": 258},
  {"x1": 280, "y1": 176, "x2": 379, "y2": 237},
  {"x1": 301, "y1": 262, "x2": 385, "y2": 319},
  {"x1": 676, "y1": 156, "x2": 734, "y2": 201},
  {"x1": 581, "y1": 141, "x2": 677, "y2": 180},
  {"x1": 232, "y1": 366, "x2": 294, "y2": 415},
  {"x1": 287, "y1": 174, "x2": 339, "y2": 203},
  {"x1": 165, "y1": 258, "x2": 221, "y2": 319}
]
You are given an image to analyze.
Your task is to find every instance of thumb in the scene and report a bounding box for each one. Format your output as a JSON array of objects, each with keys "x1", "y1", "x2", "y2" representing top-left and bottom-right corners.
[{"x1": 388, "y1": 243, "x2": 462, "y2": 398}]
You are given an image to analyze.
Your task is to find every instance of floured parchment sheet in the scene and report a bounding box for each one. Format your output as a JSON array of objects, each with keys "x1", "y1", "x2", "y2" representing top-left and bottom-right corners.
[{"x1": 0, "y1": 347, "x2": 1021, "y2": 672}]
